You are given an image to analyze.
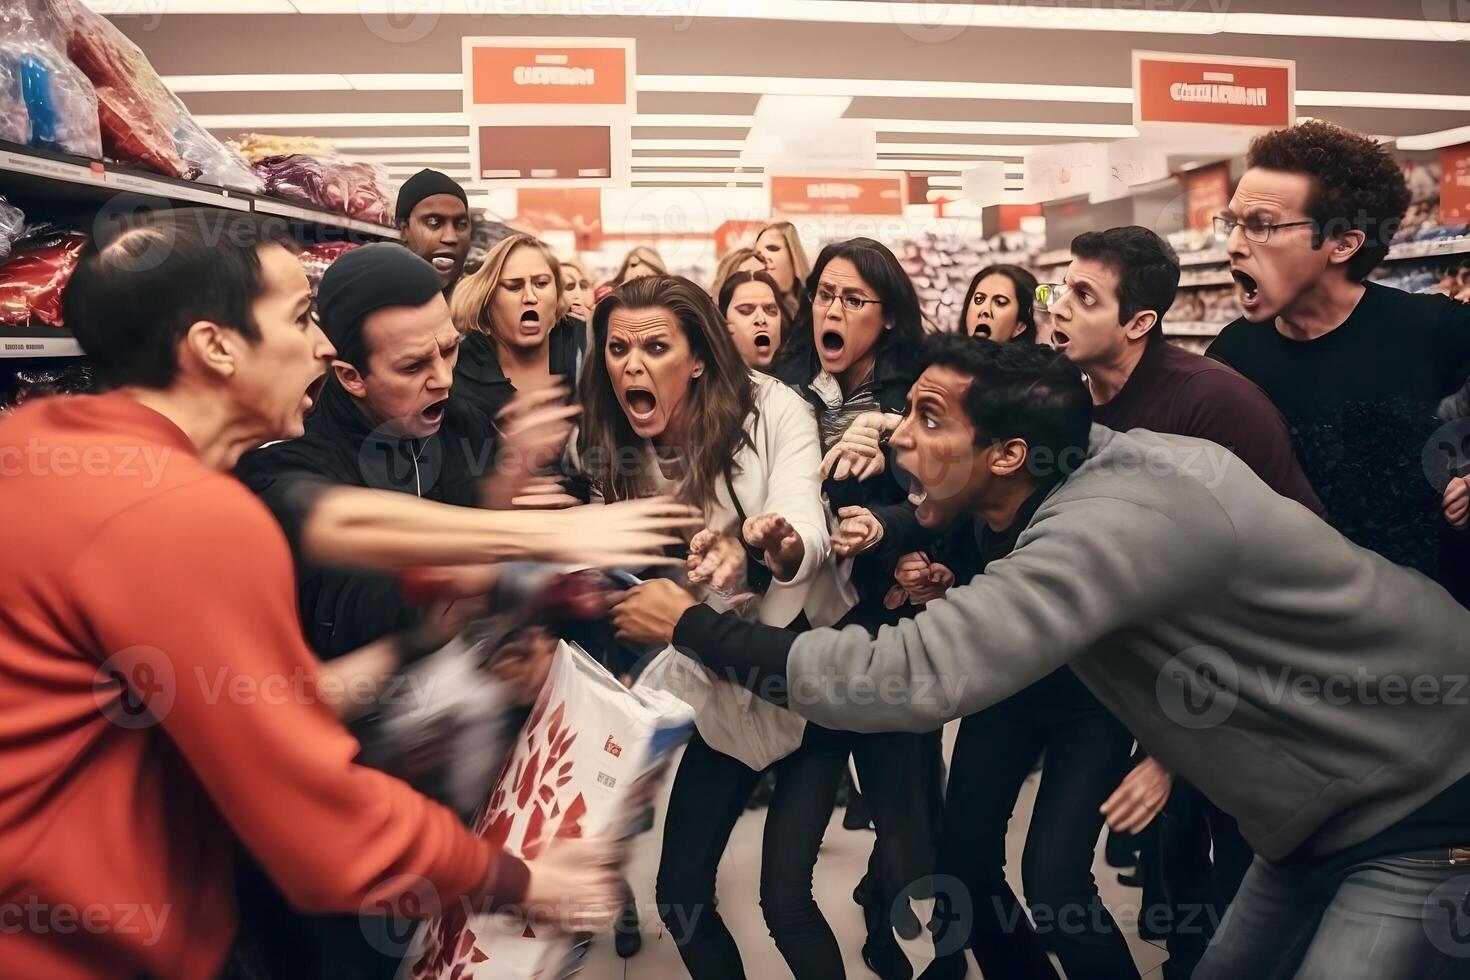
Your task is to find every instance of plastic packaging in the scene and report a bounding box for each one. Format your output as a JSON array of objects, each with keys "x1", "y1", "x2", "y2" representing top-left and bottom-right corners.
[
  {"x1": 51, "y1": 0, "x2": 262, "y2": 191},
  {"x1": 0, "y1": 45, "x2": 27, "y2": 144},
  {"x1": 404, "y1": 641, "x2": 694, "y2": 980},
  {"x1": 0, "y1": 228, "x2": 87, "y2": 327},
  {"x1": 0, "y1": 197, "x2": 26, "y2": 262},
  {"x1": 253, "y1": 153, "x2": 395, "y2": 225},
  {"x1": 297, "y1": 241, "x2": 360, "y2": 299},
  {"x1": 229, "y1": 132, "x2": 336, "y2": 165},
  {"x1": 0, "y1": 0, "x2": 101, "y2": 157}
]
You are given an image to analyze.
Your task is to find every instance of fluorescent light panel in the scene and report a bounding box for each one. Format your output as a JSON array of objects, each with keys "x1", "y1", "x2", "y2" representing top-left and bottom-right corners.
[
  {"x1": 94, "y1": 2, "x2": 1470, "y2": 42},
  {"x1": 1397, "y1": 125, "x2": 1470, "y2": 151}
]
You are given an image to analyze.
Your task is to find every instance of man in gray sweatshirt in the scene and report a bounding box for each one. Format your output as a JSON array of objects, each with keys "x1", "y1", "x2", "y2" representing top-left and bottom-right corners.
[{"x1": 614, "y1": 335, "x2": 1470, "y2": 980}]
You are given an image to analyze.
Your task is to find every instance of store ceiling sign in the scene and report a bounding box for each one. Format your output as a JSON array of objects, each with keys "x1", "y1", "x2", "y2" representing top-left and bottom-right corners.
[
  {"x1": 769, "y1": 174, "x2": 906, "y2": 216},
  {"x1": 1443, "y1": 143, "x2": 1470, "y2": 223},
  {"x1": 463, "y1": 37, "x2": 634, "y2": 187},
  {"x1": 1133, "y1": 51, "x2": 1294, "y2": 129}
]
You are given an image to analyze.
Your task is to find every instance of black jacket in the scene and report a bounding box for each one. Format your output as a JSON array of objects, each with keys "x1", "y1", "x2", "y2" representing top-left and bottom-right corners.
[
  {"x1": 452, "y1": 315, "x2": 588, "y2": 422},
  {"x1": 235, "y1": 379, "x2": 496, "y2": 658}
]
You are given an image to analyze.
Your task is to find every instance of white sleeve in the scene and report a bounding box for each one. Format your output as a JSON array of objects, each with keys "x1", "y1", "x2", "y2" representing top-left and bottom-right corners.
[{"x1": 752, "y1": 381, "x2": 830, "y2": 587}]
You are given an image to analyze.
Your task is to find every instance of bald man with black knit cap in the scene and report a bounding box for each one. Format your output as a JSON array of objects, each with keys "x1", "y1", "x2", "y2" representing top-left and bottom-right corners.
[{"x1": 397, "y1": 167, "x2": 472, "y2": 294}]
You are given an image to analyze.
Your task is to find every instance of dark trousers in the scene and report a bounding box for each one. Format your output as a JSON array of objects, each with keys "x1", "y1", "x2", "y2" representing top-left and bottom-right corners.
[
  {"x1": 851, "y1": 729, "x2": 946, "y2": 937},
  {"x1": 929, "y1": 673, "x2": 1140, "y2": 980},
  {"x1": 656, "y1": 725, "x2": 852, "y2": 980},
  {"x1": 1146, "y1": 779, "x2": 1254, "y2": 979}
]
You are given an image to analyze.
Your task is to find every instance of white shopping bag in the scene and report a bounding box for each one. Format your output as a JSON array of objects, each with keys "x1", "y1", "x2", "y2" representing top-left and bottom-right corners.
[{"x1": 402, "y1": 640, "x2": 695, "y2": 980}]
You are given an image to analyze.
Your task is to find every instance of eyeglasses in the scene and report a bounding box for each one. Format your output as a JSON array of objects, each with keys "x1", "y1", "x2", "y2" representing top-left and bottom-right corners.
[
  {"x1": 813, "y1": 286, "x2": 883, "y2": 313},
  {"x1": 1213, "y1": 214, "x2": 1316, "y2": 245},
  {"x1": 1034, "y1": 282, "x2": 1072, "y2": 310}
]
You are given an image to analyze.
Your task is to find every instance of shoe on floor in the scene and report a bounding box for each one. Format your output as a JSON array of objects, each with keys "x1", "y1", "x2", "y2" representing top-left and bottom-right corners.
[
  {"x1": 613, "y1": 901, "x2": 641, "y2": 958},
  {"x1": 862, "y1": 937, "x2": 913, "y2": 980}
]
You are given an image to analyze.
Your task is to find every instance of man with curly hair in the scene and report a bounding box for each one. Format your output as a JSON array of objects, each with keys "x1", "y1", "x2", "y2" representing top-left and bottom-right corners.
[{"x1": 1208, "y1": 121, "x2": 1470, "y2": 597}]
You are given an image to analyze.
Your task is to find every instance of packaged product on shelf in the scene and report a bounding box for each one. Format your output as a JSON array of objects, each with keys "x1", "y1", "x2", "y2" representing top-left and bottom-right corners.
[
  {"x1": 0, "y1": 0, "x2": 101, "y2": 157},
  {"x1": 0, "y1": 49, "x2": 26, "y2": 144},
  {"x1": 253, "y1": 153, "x2": 394, "y2": 225},
  {"x1": 52, "y1": 0, "x2": 262, "y2": 192},
  {"x1": 0, "y1": 197, "x2": 26, "y2": 262},
  {"x1": 0, "y1": 227, "x2": 86, "y2": 327},
  {"x1": 297, "y1": 241, "x2": 361, "y2": 298},
  {"x1": 1, "y1": 362, "x2": 95, "y2": 410},
  {"x1": 404, "y1": 640, "x2": 695, "y2": 980},
  {"x1": 229, "y1": 132, "x2": 336, "y2": 164}
]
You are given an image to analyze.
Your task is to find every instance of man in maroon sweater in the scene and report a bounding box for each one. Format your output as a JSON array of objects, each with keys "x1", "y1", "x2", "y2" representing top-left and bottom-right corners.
[{"x1": 1040, "y1": 225, "x2": 1323, "y2": 980}]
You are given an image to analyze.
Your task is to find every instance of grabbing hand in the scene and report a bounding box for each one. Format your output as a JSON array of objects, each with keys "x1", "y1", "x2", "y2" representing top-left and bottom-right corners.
[
  {"x1": 539, "y1": 497, "x2": 703, "y2": 568},
  {"x1": 893, "y1": 552, "x2": 955, "y2": 606},
  {"x1": 687, "y1": 529, "x2": 748, "y2": 593},
  {"x1": 512, "y1": 480, "x2": 581, "y2": 510},
  {"x1": 484, "y1": 382, "x2": 579, "y2": 508},
  {"x1": 1100, "y1": 757, "x2": 1173, "y2": 834},
  {"x1": 821, "y1": 412, "x2": 898, "y2": 482},
  {"x1": 611, "y1": 578, "x2": 700, "y2": 647},
  {"x1": 743, "y1": 512, "x2": 804, "y2": 581},
  {"x1": 833, "y1": 506, "x2": 884, "y2": 558},
  {"x1": 520, "y1": 838, "x2": 623, "y2": 933},
  {"x1": 1444, "y1": 476, "x2": 1469, "y2": 530}
]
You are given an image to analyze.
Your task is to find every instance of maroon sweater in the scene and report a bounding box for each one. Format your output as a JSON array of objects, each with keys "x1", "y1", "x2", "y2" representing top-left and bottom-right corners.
[{"x1": 1095, "y1": 340, "x2": 1324, "y2": 516}]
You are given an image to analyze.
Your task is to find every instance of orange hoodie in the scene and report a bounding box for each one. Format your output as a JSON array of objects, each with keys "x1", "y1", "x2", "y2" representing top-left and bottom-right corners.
[{"x1": 0, "y1": 392, "x2": 524, "y2": 979}]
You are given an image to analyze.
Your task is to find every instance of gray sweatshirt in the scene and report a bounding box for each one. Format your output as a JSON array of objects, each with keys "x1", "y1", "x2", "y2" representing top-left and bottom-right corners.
[{"x1": 785, "y1": 425, "x2": 1470, "y2": 861}]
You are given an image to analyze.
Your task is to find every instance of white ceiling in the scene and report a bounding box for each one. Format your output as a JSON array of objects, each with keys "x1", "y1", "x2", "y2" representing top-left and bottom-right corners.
[{"x1": 95, "y1": 0, "x2": 1470, "y2": 197}]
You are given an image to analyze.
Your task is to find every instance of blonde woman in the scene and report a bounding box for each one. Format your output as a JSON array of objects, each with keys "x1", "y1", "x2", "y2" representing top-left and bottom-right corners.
[
  {"x1": 450, "y1": 233, "x2": 587, "y2": 422},
  {"x1": 596, "y1": 245, "x2": 668, "y2": 302},
  {"x1": 753, "y1": 221, "x2": 812, "y2": 319},
  {"x1": 708, "y1": 246, "x2": 766, "y2": 301},
  {"x1": 559, "y1": 255, "x2": 597, "y2": 322}
]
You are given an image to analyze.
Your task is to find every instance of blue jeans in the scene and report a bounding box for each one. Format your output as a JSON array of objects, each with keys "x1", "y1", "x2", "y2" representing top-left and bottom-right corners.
[{"x1": 1195, "y1": 850, "x2": 1470, "y2": 979}]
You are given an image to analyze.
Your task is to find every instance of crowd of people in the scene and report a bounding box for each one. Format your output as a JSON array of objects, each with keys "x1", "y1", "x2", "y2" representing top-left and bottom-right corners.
[{"x1": 3, "y1": 119, "x2": 1470, "y2": 980}]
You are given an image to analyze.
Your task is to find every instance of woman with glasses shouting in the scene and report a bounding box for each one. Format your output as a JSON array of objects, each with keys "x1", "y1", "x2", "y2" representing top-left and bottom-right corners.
[{"x1": 769, "y1": 238, "x2": 949, "y2": 980}]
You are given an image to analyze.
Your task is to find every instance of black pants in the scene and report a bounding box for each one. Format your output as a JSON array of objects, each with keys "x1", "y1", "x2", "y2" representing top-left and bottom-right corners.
[
  {"x1": 1146, "y1": 779, "x2": 1254, "y2": 980},
  {"x1": 850, "y1": 730, "x2": 945, "y2": 939},
  {"x1": 656, "y1": 725, "x2": 852, "y2": 980},
  {"x1": 929, "y1": 671, "x2": 1140, "y2": 980}
]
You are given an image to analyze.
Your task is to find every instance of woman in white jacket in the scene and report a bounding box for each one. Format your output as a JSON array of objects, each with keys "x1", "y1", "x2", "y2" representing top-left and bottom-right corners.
[{"x1": 576, "y1": 275, "x2": 852, "y2": 979}]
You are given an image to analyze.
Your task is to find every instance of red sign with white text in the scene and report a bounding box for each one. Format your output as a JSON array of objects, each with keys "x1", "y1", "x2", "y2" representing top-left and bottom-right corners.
[
  {"x1": 470, "y1": 45, "x2": 630, "y2": 107},
  {"x1": 770, "y1": 174, "x2": 906, "y2": 216},
  {"x1": 1443, "y1": 144, "x2": 1470, "y2": 223},
  {"x1": 713, "y1": 220, "x2": 767, "y2": 256},
  {"x1": 1183, "y1": 162, "x2": 1232, "y2": 231},
  {"x1": 1134, "y1": 51, "x2": 1294, "y2": 129}
]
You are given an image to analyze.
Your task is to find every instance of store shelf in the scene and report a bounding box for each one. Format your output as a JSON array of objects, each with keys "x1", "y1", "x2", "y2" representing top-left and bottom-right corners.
[
  {"x1": 1383, "y1": 236, "x2": 1470, "y2": 262},
  {"x1": 1178, "y1": 249, "x2": 1230, "y2": 267},
  {"x1": 1164, "y1": 320, "x2": 1229, "y2": 337},
  {"x1": 0, "y1": 330, "x2": 83, "y2": 359},
  {"x1": 1179, "y1": 273, "x2": 1235, "y2": 289},
  {"x1": 0, "y1": 141, "x2": 399, "y2": 240}
]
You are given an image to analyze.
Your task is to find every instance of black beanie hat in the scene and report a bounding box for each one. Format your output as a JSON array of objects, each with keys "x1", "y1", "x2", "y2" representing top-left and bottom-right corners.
[
  {"x1": 394, "y1": 168, "x2": 468, "y2": 225},
  {"x1": 316, "y1": 244, "x2": 445, "y2": 361}
]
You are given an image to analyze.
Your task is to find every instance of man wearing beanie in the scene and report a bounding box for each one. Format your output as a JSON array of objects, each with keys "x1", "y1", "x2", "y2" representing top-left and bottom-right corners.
[
  {"x1": 396, "y1": 167, "x2": 471, "y2": 295},
  {"x1": 238, "y1": 243, "x2": 501, "y2": 658}
]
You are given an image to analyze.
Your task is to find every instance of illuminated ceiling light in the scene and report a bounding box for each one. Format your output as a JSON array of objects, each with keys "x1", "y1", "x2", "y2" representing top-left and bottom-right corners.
[{"x1": 1397, "y1": 125, "x2": 1470, "y2": 151}]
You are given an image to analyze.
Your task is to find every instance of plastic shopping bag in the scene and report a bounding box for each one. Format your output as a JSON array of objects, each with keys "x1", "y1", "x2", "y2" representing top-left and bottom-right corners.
[{"x1": 402, "y1": 641, "x2": 695, "y2": 980}]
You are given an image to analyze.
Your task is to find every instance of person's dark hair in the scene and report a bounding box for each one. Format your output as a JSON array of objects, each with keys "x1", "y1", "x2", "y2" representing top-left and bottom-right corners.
[
  {"x1": 959, "y1": 263, "x2": 1038, "y2": 342},
  {"x1": 578, "y1": 275, "x2": 756, "y2": 508},
  {"x1": 1070, "y1": 226, "x2": 1180, "y2": 346},
  {"x1": 920, "y1": 333, "x2": 1092, "y2": 485},
  {"x1": 1246, "y1": 121, "x2": 1410, "y2": 282},
  {"x1": 772, "y1": 237, "x2": 923, "y2": 385},
  {"x1": 64, "y1": 209, "x2": 294, "y2": 389},
  {"x1": 717, "y1": 269, "x2": 791, "y2": 351}
]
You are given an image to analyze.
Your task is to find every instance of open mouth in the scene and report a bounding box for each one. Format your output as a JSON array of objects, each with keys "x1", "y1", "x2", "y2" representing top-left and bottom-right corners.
[
  {"x1": 1049, "y1": 327, "x2": 1071, "y2": 350},
  {"x1": 519, "y1": 309, "x2": 543, "y2": 335},
  {"x1": 303, "y1": 374, "x2": 327, "y2": 413},
  {"x1": 907, "y1": 480, "x2": 928, "y2": 508},
  {"x1": 624, "y1": 387, "x2": 658, "y2": 421},
  {"x1": 421, "y1": 398, "x2": 447, "y2": 425},
  {"x1": 972, "y1": 323, "x2": 991, "y2": 340},
  {"x1": 820, "y1": 330, "x2": 845, "y2": 357},
  {"x1": 753, "y1": 332, "x2": 772, "y2": 350},
  {"x1": 430, "y1": 254, "x2": 457, "y2": 275},
  {"x1": 1232, "y1": 268, "x2": 1261, "y2": 306}
]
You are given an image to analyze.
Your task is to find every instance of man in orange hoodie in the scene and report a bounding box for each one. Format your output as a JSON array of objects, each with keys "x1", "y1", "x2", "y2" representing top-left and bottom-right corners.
[{"x1": 0, "y1": 210, "x2": 657, "y2": 979}]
